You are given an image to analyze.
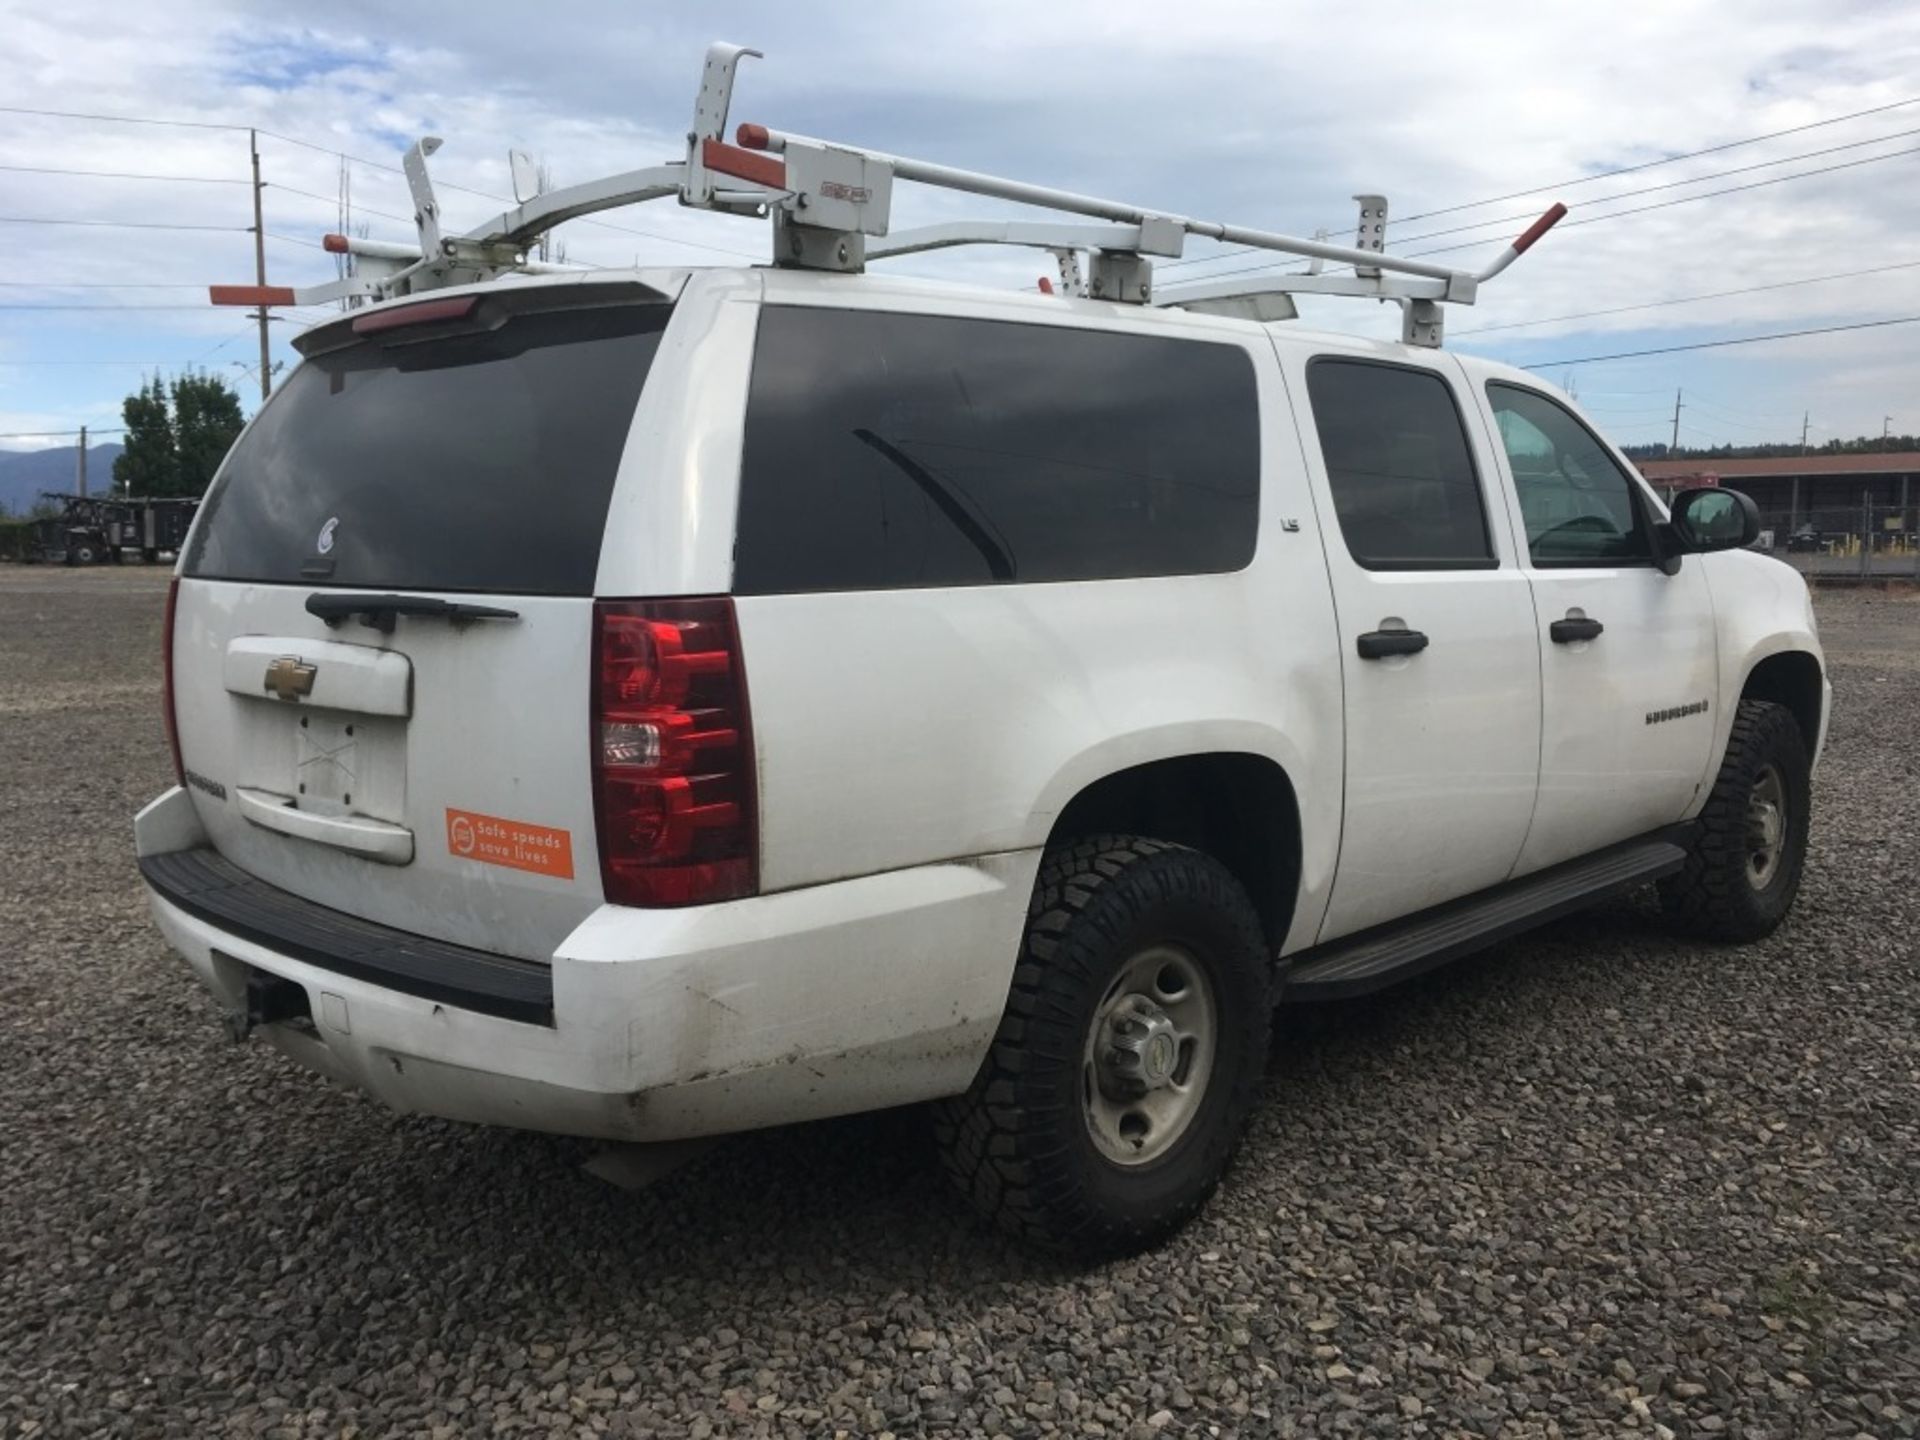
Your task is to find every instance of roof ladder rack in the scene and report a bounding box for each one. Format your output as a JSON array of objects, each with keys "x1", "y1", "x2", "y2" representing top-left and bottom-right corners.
[{"x1": 211, "y1": 40, "x2": 1567, "y2": 348}]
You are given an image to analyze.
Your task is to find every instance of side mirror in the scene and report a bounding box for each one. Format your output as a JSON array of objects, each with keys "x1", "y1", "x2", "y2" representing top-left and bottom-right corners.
[{"x1": 1668, "y1": 487, "x2": 1761, "y2": 554}]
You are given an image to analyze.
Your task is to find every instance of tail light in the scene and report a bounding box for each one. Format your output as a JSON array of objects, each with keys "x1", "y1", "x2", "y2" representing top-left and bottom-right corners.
[
  {"x1": 162, "y1": 577, "x2": 184, "y2": 785},
  {"x1": 591, "y1": 598, "x2": 757, "y2": 906}
]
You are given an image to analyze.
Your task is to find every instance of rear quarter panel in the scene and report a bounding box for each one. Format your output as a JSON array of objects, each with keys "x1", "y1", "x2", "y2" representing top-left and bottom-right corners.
[{"x1": 731, "y1": 282, "x2": 1345, "y2": 954}]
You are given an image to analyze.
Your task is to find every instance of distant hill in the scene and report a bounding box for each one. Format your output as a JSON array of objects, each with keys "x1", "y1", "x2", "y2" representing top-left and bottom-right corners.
[{"x1": 0, "y1": 444, "x2": 125, "y2": 515}]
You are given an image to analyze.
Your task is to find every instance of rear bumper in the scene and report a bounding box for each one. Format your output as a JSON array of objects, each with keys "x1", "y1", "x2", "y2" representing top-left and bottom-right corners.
[{"x1": 136, "y1": 787, "x2": 1035, "y2": 1142}]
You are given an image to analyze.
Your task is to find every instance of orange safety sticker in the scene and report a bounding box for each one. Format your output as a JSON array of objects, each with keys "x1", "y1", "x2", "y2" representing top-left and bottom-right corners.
[{"x1": 444, "y1": 808, "x2": 575, "y2": 880}]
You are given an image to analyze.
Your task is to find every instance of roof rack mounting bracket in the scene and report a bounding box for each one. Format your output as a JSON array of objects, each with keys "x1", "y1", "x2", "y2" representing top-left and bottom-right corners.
[
  {"x1": 685, "y1": 43, "x2": 764, "y2": 206},
  {"x1": 1352, "y1": 193, "x2": 1387, "y2": 279},
  {"x1": 509, "y1": 149, "x2": 539, "y2": 204},
  {"x1": 1088, "y1": 251, "x2": 1153, "y2": 304},
  {"x1": 772, "y1": 212, "x2": 864, "y2": 272},
  {"x1": 1399, "y1": 297, "x2": 1445, "y2": 348},
  {"x1": 1053, "y1": 248, "x2": 1085, "y2": 297},
  {"x1": 403, "y1": 137, "x2": 446, "y2": 261}
]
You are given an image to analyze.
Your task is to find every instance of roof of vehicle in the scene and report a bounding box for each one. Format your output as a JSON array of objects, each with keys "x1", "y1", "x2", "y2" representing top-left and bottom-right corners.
[
  {"x1": 291, "y1": 260, "x2": 1572, "y2": 409},
  {"x1": 303, "y1": 261, "x2": 1466, "y2": 353}
]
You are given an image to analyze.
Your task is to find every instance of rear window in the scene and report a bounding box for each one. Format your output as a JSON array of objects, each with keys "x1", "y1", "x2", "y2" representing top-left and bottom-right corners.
[
  {"x1": 734, "y1": 307, "x2": 1260, "y2": 593},
  {"x1": 184, "y1": 297, "x2": 670, "y2": 595}
]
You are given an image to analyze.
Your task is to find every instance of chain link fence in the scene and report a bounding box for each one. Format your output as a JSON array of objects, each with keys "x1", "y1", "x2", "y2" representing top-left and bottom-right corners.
[{"x1": 1755, "y1": 501, "x2": 1920, "y2": 580}]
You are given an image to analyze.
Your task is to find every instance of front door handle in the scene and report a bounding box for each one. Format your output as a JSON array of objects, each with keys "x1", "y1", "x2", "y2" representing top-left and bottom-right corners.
[
  {"x1": 1549, "y1": 616, "x2": 1605, "y2": 644},
  {"x1": 1356, "y1": 628, "x2": 1430, "y2": 660}
]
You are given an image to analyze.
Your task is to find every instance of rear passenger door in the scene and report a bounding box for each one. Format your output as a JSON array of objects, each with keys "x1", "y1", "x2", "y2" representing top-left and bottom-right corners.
[
  {"x1": 1286, "y1": 349, "x2": 1542, "y2": 942},
  {"x1": 1474, "y1": 381, "x2": 1718, "y2": 873}
]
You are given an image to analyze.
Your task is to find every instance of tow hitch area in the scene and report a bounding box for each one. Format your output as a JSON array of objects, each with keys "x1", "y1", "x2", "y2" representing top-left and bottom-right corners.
[
  {"x1": 225, "y1": 967, "x2": 314, "y2": 1043},
  {"x1": 582, "y1": 1138, "x2": 722, "y2": 1192}
]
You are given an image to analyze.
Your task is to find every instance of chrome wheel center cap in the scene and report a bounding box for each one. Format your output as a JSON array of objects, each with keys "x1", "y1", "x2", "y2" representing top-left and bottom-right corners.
[{"x1": 1103, "y1": 998, "x2": 1181, "y2": 1091}]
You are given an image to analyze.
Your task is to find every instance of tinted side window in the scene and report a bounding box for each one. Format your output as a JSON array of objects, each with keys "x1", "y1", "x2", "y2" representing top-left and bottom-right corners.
[
  {"x1": 1304, "y1": 359, "x2": 1494, "y2": 569},
  {"x1": 1487, "y1": 384, "x2": 1652, "y2": 565},
  {"x1": 734, "y1": 308, "x2": 1259, "y2": 593}
]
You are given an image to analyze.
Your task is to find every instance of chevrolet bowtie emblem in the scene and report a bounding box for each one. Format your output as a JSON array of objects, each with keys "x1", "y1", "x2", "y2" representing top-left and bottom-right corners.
[{"x1": 263, "y1": 655, "x2": 317, "y2": 702}]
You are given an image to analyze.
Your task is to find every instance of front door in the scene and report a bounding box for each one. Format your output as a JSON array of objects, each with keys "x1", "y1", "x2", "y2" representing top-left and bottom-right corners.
[
  {"x1": 1473, "y1": 380, "x2": 1719, "y2": 875},
  {"x1": 1286, "y1": 348, "x2": 1543, "y2": 942}
]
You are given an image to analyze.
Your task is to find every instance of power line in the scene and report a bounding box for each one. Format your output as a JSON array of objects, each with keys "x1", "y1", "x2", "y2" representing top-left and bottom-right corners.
[
  {"x1": 3, "y1": 100, "x2": 763, "y2": 260},
  {"x1": 1405, "y1": 143, "x2": 1920, "y2": 258},
  {"x1": 0, "y1": 303, "x2": 230, "y2": 310},
  {"x1": 1397, "y1": 92, "x2": 1920, "y2": 225},
  {"x1": 0, "y1": 281, "x2": 214, "y2": 292},
  {"x1": 0, "y1": 103, "x2": 247, "y2": 132},
  {"x1": 188, "y1": 324, "x2": 264, "y2": 366},
  {"x1": 1456, "y1": 257, "x2": 1920, "y2": 336},
  {"x1": 1381, "y1": 124, "x2": 1920, "y2": 249},
  {"x1": 0, "y1": 162, "x2": 248, "y2": 184},
  {"x1": 1180, "y1": 141, "x2": 1920, "y2": 286},
  {"x1": 0, "y1": 427, "x2": 129, "y2": 438},
  {"x1": 251, "y1": 129, "x2": 764, "y2": 259},
  {"x1": 263, "y1": 181, "x2": 415, "y2": 228},
  {"x1": 0, "y1": 216, "x2": 249, "y2": 233},
  {"x1": 1524, "y1": 314, "x2": 1920, "y2": 367},
  {"x1": 1682, "y1": 390, "x2": 1801, "y2": 426},
  {"x1": 1165, "y1": 93, "x2": 1920, "y2": 272}
]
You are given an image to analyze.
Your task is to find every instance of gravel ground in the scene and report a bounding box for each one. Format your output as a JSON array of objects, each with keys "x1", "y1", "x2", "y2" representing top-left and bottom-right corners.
[{"x1": 1, "y1": 565, "x2": 1915, "y2": 1440}]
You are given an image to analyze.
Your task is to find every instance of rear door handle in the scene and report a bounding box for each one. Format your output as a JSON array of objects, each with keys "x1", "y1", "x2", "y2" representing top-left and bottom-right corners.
[
  {"x1": 1549, "y1": 616, "x2": 1605, "y2": 644},
  {"x1": 1356, "y1": 628, "x2": 1430, "y2": 660}
]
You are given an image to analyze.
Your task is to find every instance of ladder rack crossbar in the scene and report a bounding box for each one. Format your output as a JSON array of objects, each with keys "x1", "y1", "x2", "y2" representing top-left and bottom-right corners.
[
  {"x1": 869, "y1": 220, "x2": 1155, "y2": 262},
  {"x1": 747, "y1": 125, "x2": 1481, "y2": 287},
  {"x1": 464, "y1": 166, "x2": 687, "y2": 250},
  {"x1": 208, "y1": 37, "x2": 1568, "y2": 351}
]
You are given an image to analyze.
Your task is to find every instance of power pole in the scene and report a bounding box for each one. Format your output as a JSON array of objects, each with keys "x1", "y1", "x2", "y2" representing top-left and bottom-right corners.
[
  {"x1": 1670, "y1": 388, "x2": 1683, "y2": 454},
  {"x1": 76, "y1": 425, "x2": 87, "y2": 497},
  {"x1": 249, "y1": 129, "x2": 272, "y2": 402},
  {"x1": 1790, "y1": 412, "x2": 1808, "y2": 532},
  {"x1": 1884, "y1": 415, "x2": 1893, "y2": 441}
]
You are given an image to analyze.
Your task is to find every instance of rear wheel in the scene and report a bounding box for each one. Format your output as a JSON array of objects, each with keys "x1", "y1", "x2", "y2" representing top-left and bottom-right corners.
[
  {"x1": 933, "y1": 835, "x2": 1271, "y2": 1256},
  {"x1": 1659, "y1": 699, "x2": 1811, "y2": 941}
]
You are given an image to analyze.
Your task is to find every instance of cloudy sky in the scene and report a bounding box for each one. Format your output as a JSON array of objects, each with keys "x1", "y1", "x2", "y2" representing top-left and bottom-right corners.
[{"x1": 4, "y1": 0, "x2": 1918, "y2": 454}]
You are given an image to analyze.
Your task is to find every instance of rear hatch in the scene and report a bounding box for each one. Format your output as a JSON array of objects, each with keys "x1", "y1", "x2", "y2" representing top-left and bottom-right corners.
[{"x1": 170, "y1": 282, "x2": 675, "y2": 960}]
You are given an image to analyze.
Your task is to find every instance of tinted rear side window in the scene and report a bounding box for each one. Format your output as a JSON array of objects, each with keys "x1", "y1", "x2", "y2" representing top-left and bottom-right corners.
[
  {"x1": 1304, "y1": 358, "x2": 1494, "y2": 569},
  {"x1": 184, "y1": 299, "x2": 669, "y2": 595},
  {"x1": 734, "y1": 307, "x2": 1259, "y2": 593}
]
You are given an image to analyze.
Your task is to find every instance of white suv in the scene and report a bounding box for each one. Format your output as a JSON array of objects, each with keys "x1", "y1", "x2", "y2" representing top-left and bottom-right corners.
[{"x1": 138, "y1": 264, "x2": 1828, "y2": 1254}]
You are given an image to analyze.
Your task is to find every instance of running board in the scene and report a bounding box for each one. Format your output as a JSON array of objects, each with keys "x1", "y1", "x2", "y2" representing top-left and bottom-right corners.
[{"x1": 1283, "y1": 834, "x2": 1689, "y2": 1003}]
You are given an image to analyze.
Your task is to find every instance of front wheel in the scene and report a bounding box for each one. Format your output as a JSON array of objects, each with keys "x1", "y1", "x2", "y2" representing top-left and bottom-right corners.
[
  {"x1": 933, "y1": 836, "x2": 1271, "y2": 1256},
  {"x1": 1659, "y1": 699, "x2": 1811, "y2": 941}
]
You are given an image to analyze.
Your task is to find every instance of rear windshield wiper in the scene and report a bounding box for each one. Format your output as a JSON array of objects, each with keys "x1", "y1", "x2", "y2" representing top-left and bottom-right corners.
[{"x1": 305, "y1": 592, "x2": 521, "y2": 634}]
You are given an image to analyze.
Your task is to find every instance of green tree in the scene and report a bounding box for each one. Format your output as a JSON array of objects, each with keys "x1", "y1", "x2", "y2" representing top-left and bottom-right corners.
[
  {"x1": 171, "y1": 373, "x2": 247, "y2": 494},
  {"x1": 113, "y1": 376, "x2": 177, "y2": 496},
  {"x1": 109, "y1": 371, "x2": 247, "y2": 497}
]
